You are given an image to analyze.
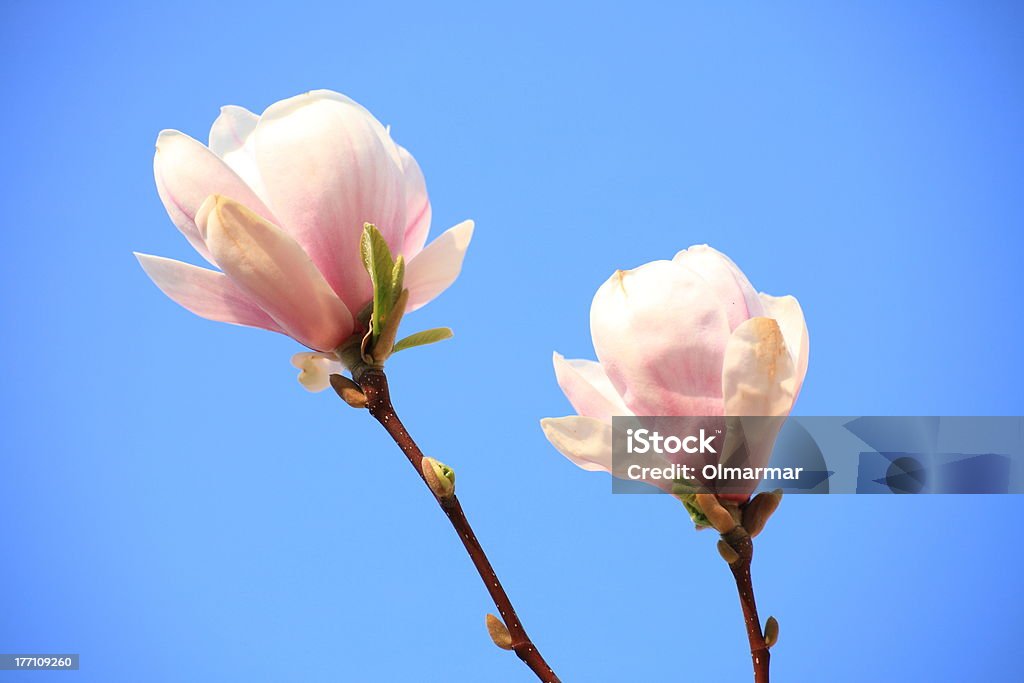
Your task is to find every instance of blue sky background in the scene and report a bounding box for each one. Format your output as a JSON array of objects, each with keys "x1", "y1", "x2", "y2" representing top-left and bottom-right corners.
[{"x1": 2, "y1": 1, "x2": 1022, "y2": 680}]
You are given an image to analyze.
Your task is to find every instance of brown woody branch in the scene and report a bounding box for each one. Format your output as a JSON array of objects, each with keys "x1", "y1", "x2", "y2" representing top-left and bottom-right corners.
[{"x1": 351, "y1": 367, "x2": 560, "y2": 683}]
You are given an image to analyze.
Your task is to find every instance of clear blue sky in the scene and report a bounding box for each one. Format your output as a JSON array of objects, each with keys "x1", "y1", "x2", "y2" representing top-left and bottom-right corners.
[{"x1": 2, "y1": 1, "x2": 1022, "y2": 680}]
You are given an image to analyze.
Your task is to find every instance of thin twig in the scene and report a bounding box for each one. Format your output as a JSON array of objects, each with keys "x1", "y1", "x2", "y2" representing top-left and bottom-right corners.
[
  {"x1": 353, "y1": 367, "x2": 560, "y2": 683},
  {"x1": 722, "y1": 527, "x2": 770, "y2": 683}
]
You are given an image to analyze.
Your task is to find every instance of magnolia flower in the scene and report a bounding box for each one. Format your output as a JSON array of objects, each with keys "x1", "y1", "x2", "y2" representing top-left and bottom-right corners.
[
  {"x1": 135, "y1": 90, "x2": 473, "y2": 390},
  {"x1": 541, "y1": 245, "x2": 809, "y2": 493}
]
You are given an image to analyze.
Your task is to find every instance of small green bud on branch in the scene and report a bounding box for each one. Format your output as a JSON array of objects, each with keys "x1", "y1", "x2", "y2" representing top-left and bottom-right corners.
[
  {"x1": 764, "y1": 616, "x2": 779, "y2": 648},
  {"x1": 421, "y1": 457, "x2": 456, "y2": 500}
]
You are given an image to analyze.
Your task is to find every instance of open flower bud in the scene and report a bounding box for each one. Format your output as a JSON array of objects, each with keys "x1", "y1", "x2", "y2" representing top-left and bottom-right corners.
[
  {"x1": 540, "y1": 246, "x2": 808, "y2": 502},
  {"x1": 137, "y1": 90, "x2": 474, "y2": 385}
]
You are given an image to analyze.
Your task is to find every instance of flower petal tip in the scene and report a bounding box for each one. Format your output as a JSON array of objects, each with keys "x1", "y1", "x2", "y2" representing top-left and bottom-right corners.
[
  {"x1": 155, "y1": 129, "x2": 184, "y2": 148},
  {"x1": 454, "y1": 219, "x2": 475, "y2": 246}
]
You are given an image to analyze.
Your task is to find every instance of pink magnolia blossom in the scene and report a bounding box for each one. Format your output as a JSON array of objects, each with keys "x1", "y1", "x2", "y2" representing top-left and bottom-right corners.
[
  {"x1": 541, "y1": 246, "x2": 809, "y2": 492},
  {"x1": 135, "y1": 90, "x2": 473, "y2": 389}
]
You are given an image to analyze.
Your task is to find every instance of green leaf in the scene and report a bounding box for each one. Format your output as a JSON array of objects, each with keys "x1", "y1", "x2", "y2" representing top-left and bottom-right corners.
[
  {"x1": 392, "y1": 328, "x2": 454, "y2": 354},
  {"x1": 390, "y1": 254, "x2": 405, "y2": 299},
  {"x1": 360, "y1": 223, "x2": 395, "y2": 337}
]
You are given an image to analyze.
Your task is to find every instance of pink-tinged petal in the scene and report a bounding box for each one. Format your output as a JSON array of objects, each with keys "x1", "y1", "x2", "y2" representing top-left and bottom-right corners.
[
  {"x1": 673, "y1": 245, "x2": 765, "y2": 330},
  {"x1": 397, "y1": 144, "x2": 431, "y2": 259},
  {"x1": 590, "y1": 260, "x2": 730, "y2": 417},
  {"x1": 135, "y1": 252, "x2": 283, "y2": 333},
  {"x1": 208, "y1": 105, "x2": 257, "y2": 156},
  {"x1": 722, "y1": 317, "x2": 797, "y2": 417},
  {"x1": 758, "y1": 293, "x2": 810, "y2": 401},
  {"x1": 154, "y1": 130, "x2": 274, "y2": 264},
  {"x1": 552, "y1": 353, "x2": 632, "y2": 421},
  {"x1": 253, "y1": 92, "x2": 407, "y2": 312},
  {"x1": 404, "y1": 220, "x2": 474, "y2": 311},
  {"x1": 540, "y1": 416, "x2": 613, "y2": 473},
  {"x1": 208, "y1": 105, "x2": 266, "y2": 199},
  {"x1": 199, "y1": 195, "x2": 354, "y2": 352}
]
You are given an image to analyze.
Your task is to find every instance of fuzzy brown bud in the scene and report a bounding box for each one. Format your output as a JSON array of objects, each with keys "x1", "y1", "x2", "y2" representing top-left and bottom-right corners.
[
  {"x1": 329, "y1": 374, "x2": 368, "y2": 409},
  {"x1": 717, "y1": 539, "x2": 740, "y2": 564},
  {"x1": 485, "y1": 614, "x2": 513, "y2": 650},
  {"x1": 742, "y1": 490, "x2": 782, "y2": 538}
]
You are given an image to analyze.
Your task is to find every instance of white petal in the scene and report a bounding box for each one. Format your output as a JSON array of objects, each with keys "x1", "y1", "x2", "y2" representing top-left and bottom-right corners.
[
  {"x1": 552, "y1": 353, "x2": 632, "y2": 421},
  {"x1": 540, "y1": 416, "x2": 614, "y2": 473},
  {"x1": 199, "y1": 195, "x2": 354, "y2": 351},
  {"x1": 673, "y1": 245, "x2": 765, "y2": 330},
  {"x1": 291, "y1": 352, "x2": 343, "y2": 392},
  {"x1": 135, "y1": 252, "x2": 283, "y2": 333},
  {"x1": 590, "y1": 260, "x2": 730, "y2": 417},
  {"x1": 208, "y1": 105, "x2": 258, "y2": 156},
  {"x1": 208, "y1": 105, "x2": 266, "y2": 199},
  {"x1": 404, "y1": 220, "x2": 474, "y2": 311},
  {"x1": 758, "y1": 293, "x2": 809, "y2": 401}
]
